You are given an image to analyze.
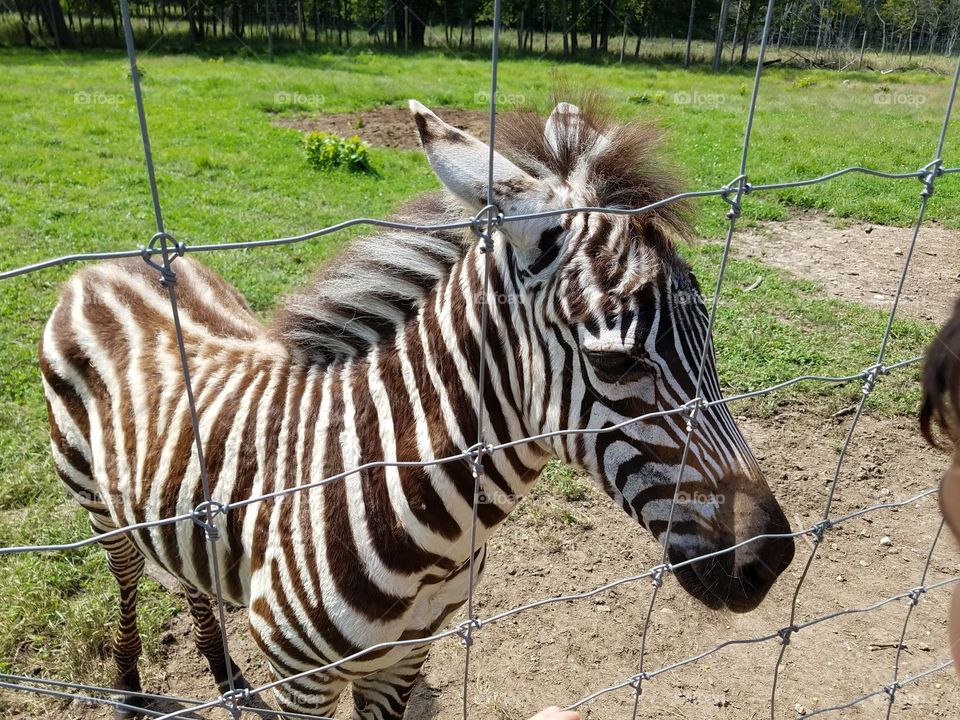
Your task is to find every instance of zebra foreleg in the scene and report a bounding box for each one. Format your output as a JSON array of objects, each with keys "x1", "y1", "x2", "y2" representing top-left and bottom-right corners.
[
  {"x1": 182, "y1": 584, "x2": 248, "y2": 694},
  {"x1": 351, "y1": 646, "x2": 430, "y2": 720},
  {"x1": 94, "y1": 514, "x2": 147, "y2": 720}
]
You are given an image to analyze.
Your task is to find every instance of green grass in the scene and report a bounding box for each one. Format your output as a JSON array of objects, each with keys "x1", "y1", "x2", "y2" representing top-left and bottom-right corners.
[{"x1": 0, "y1": 47, "x2": 951, "y2": 687}]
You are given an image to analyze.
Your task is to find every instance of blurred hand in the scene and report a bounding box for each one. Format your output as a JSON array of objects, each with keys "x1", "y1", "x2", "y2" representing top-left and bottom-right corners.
[{"x1": 529, "y1": 707, "x2": 581, "y2": 720}]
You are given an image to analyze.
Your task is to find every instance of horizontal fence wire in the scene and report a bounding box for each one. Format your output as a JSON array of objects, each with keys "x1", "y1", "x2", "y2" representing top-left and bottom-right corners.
[
  {"x1": 0, "y1": 356, "x2": 925, "y2": 558},
  {"x1": 1, "y1": 0, "x2": 959, "y2": 717},
  {"x1": 3, "y1": 167, "x2": 960, "y2": 283}
]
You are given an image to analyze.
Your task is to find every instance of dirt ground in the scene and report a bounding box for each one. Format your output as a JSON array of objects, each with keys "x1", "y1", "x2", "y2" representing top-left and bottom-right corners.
[
  {"x1": 734, "y1": 213, "x2": 960, "y2": 325},
  {"x1": 273, "y1": 106, "x2": 490, "y2": 151}
]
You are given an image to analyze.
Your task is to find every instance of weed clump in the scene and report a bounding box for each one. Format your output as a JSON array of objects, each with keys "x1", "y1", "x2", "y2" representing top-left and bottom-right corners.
[{"x1": 303, "y1": 131, "x2": 373, "y2": 173}]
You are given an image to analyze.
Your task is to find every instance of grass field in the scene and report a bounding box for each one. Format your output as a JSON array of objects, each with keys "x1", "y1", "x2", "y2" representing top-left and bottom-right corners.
[{"x1": 0, "y1": 46, "x2": 956, "y2": 695}]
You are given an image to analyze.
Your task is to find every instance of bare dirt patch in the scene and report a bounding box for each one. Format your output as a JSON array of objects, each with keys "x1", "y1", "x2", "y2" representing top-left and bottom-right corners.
[
  {"x1": 273, "y1": 106, "x2": 490, "y2": 151},
  {"x1": 733, "y1": 214, "x2": 960, "y2": 325},
  {"x1": 10, "y1": 410, "x2": 958, "y2": 720}
]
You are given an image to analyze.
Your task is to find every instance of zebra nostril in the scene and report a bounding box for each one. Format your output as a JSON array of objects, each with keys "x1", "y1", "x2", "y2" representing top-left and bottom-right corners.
[{"x1": 737, "y1": 558, "x2": 775, "y2": 593}]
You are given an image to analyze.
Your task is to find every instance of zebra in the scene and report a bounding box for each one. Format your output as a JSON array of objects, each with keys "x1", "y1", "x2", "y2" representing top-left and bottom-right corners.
[{"x1": 38, "y1": 99, "x2": 795, "y2": 719}]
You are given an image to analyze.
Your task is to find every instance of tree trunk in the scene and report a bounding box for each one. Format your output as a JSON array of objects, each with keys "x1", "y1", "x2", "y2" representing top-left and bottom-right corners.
[
  {"x1": 266, "y1": 0, "x2": 274, "y2": 61},
  {"x1": 729, "y1": 0, "x2": 741, "y2": 64},
  {"x1": 297, "y1": 0, "x2": 305, "y2": 48},
  {"x1": 560, "y1": 0, "x2": 568, "y2": 55},
  {"x1": 39, "y1": 0, "x2": 73, "y2": 48},
  {"x1": 599, "y1": 0, "x2": 612, "y2": 53},
  {"x1": 739, "y1": 0, "x2": 757, "y2": 64},
  {"x1": 383, "y1": 0, "x2": 393, "y2": 46},
  {"x1": 14, "y1": 0, "x2": 32, "y2": 46},
  {"x1": 618, "y1": 14, "x2": 626, "y2": 63},
  {"x1": 542, "y1": 1, "x2": 547, "y2": 53},
  {"x1": 589, "y1": 2, "x2": 598, "y2": 51},
  {"x1": 684, "y1": 0, "x2": 696, "y2": 67},
  {"x1": 187, "y1": 2, "x2": 202, "y2": 43},
  {"x1": 407, "y1": 1, "x2": 425, "y2": 49},
  {"x1": 86, "y1": 0, "x2": 95, "y2": 44},
  {"x1": 569, "y1": 0, "x2": 578, "y2": 54},
  {"x1": 712, "y1": 0, "x2": 730, "y2": 71}
]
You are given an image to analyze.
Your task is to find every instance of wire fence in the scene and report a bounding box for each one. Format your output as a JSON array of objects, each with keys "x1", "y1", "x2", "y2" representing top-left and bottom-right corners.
[{"x1": 1, "y1": 0, "x2": 959, "y2": 718}]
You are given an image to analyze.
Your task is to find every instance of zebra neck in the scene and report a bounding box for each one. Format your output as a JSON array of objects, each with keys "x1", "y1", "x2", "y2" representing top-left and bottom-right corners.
[{"x1": 370, "y1": 247, "x2": 552, "y2": 552}]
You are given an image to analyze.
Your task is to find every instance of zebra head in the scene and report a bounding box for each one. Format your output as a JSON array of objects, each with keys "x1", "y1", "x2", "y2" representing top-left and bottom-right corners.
[{"x1": 410, "y1": 100, "x2": 794, "y2": 612}]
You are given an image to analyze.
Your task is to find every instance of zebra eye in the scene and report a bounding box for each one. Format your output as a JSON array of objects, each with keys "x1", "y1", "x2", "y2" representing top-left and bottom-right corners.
[{"x1": 584, "y1": 349, "x2": 653, "y2": 382}]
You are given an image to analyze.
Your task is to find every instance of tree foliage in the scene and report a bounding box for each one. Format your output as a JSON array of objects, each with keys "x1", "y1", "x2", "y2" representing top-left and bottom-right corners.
[{"x1": 4, "y1": 0, "x2": 960, "y2": 61}]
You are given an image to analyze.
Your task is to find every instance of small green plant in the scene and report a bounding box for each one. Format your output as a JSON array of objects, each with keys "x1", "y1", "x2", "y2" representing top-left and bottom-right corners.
[
  {"x1": 303, "y1": 131, "x2": 373, "y2": 173},
  {"x1": 792, "y1": 75, "x2": 816, "y2": 89}
]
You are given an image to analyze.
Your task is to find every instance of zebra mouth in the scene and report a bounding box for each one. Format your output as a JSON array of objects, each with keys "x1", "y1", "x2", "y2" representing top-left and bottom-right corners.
[
  {"x1": 669, "y1": 505, "x2": 796, "y2": 612},
  {"x1": 672, "y1": 542, "x2": 794, "y2": 612}
]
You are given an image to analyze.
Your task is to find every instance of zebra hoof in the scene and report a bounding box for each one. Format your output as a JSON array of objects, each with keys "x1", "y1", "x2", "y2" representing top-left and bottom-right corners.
[
  {"x1": 113, "y1": 692, "x2": 147, "y2": 720},
  {"x1": 214, "y1": 658, "x2": 250, "y2": 695}
]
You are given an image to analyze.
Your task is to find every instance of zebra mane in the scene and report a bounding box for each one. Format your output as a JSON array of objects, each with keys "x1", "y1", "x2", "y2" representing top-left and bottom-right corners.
[
  {"x1": 277, "y1": 100, "x2": 690, "y2": 365},
  {"x1": 498, "y1": 94, "x2": 693, "y2": 251},
  {"x1": 275, "y1": 192, "x2": 470, "y2": 364}
]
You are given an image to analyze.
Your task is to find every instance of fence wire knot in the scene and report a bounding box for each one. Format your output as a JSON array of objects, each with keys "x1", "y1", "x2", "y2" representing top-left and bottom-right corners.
[
  {"x1": 650, "y1": 564, "x2": 672, "y2": 589},
  {"x1": 861, "y1": 364, "x2": 885, "y2": 396},
  {"x1": 628, "y1": 671, "x2": 650, "y2": 693},
  {"x1": 720, "y1": 174, "x2": 750, "y2": 219},
  {"x1": 466, "y1": 442, "x2": 494, "y2": 479},
  {"x1": 192, "y1": 500, "x2": 226, "y2": 541},
  {"x1": 456, "y1": 618, "x2": 482, "y2": 647},
  {"x1": 141, "y1": 231, "x2": 185, "y2": 286},
  {"x1": 777, "y1": 624, "x2": 799, "y2": 646},
  {"x1": 811, "y1": 518, "x2": 833, "y2": 542},
  {"x1": 907, "y1": 586, "x2": 927, "y2": 606},
  {"x1": 220, "y1": 686, "x2": 251, "y2": 718},
  {"x1": 918, "y1": 159, "x2": 943, "y2": 198},
  {"x1": 470, "y1": 204, "x2": 502, "y2": 252},
  {"x1": 683, "y1": 397, "x2": 705, "y2": 432}
]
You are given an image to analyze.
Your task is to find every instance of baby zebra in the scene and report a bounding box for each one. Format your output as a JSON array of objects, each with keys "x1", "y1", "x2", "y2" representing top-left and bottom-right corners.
[{"x1": 39, "y1": 100, "x2": 795, "y2": 718}]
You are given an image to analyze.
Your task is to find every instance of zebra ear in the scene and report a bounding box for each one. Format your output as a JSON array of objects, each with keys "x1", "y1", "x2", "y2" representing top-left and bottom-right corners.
[
  {"x1": 409, "y1": 99, "x2": 537, "y2": 215},
  {"x1": 545, "y1": 102, "x2": 611, "y2": 163}
]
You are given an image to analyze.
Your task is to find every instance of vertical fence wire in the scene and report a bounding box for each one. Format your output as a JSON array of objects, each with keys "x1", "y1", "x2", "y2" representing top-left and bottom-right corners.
[
  {"x1": 768, "y1": 41, "x2": 960, "y2": 720},
  {"x1": 117, "y1": 0, "x2": 241, "y2": 714},
  {"x1": 884, "y1": 519, "x2": 946, "y2": 719},
  {"x1": 460, "y1": 1, "x2": 503, "y2": 716},
  {"x1": 630, "y1": 1, "x2": 777, "y2": 715}
]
